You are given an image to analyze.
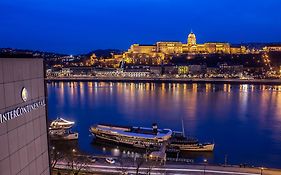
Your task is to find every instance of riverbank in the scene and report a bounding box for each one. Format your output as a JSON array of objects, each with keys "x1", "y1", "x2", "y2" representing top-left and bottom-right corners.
[
  {"x1": 53, "y1": 161, "x2": 281, "y2": 175},
  {"x1": 46, "y1": 77, "x2": 281, "y2": 85}
]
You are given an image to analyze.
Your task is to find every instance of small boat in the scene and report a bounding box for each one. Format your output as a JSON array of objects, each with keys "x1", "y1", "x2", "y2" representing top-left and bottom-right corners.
[
  {"x1": 169, "y1": 120, "x2": 215, "y2": 152},
  {"x1": 50, "y1": 117, "x2": 75, "y2": 130},
  {"x1": 49, "y1": 117, "x2": 78, "y2": 140},
  {"x1": 169, "y1": 132, "x2": 214, "y2": 152}
]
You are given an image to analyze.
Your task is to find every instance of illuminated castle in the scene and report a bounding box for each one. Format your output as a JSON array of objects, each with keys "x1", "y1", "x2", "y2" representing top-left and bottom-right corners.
[
  {"x1": 117, "y1": 31, "x2": 247, "y2": 64},
  {"x1": 126, "y1": 31, "x2": 246, "y2": 55}
]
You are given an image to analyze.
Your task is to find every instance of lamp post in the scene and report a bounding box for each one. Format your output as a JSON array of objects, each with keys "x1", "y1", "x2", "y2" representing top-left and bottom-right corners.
[
  {"x1": 176, "y1": 151, "x2": 179, "y2": 162},
  {"x1": 224, "y1": 154, "x2": 228, "y2": 166},
  {"x1": 260, "y1": 167, "x2": 264, "y2": 175},
  {"x1": 71, "y1": 148, "x2": 76, "y2": 173},
  {"x1": 145, "y1": 146, "x2": 148, "y2": 162},
  {"x1": 72, "y1": 149, "x2": 76, "y2": 154},
  {"x1": 203, "y1": 158, "x2": 208, "y2": 175}
]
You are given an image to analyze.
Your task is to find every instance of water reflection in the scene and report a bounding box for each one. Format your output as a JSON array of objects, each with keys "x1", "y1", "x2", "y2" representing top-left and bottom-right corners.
[{"x1": 47, "y1": 82, "x2": 281, "y2": 168}]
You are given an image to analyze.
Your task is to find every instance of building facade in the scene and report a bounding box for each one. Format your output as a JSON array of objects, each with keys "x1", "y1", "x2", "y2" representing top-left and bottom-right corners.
[
  {"x1": 122, "y1": 31, "x2": 247, "y2": 63},
  {"x1": 156, "y1": 42, "x2": 183, "y2": 54},
  {"x1": 0, "y1": 58, "x2": 50, "y2": 175},
  {"x1": 263, "y1": 44, "x2": 281, "y2": 52},
  {"x1": 129, "y1": 44, "x2": 157, "y2": 54}
]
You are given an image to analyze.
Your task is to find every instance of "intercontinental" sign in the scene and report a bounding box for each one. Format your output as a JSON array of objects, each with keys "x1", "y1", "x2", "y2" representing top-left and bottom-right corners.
[
  {"x1": 0, "y1": 100, "x2": 46, "y2": 124},
  {"x1": 0, "y1": 87, "x2": 46, "y2": 124}
]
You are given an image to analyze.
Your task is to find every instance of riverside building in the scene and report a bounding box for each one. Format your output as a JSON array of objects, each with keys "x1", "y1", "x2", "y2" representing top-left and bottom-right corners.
[{"x1": 0, "y1": 58, "x2": 50, "y2": 175}]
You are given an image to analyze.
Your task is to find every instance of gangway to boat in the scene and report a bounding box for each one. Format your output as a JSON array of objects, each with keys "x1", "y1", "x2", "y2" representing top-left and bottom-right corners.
[{"x1": 149, "y1": 140, "x2": 170, "y2": 161}]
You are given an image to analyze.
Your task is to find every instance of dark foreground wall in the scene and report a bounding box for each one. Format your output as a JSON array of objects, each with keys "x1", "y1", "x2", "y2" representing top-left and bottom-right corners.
[{"x1": 0, "y1": 58, "x2": 50, "y2": 175}]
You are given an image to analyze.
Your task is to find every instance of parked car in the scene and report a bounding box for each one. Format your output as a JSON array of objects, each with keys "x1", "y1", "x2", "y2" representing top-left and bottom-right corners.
[
  {"x1": 87, "y1": 156, "x2": 96, "y2": 163},
  {"x1": 105, "y1": 158, "x2": 115, "y2": 164}
]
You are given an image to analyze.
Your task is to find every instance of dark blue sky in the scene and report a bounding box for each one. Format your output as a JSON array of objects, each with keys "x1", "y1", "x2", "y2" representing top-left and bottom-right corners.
[{"x1": 0, "y1": 0, "x2": 281, "y2": 54}]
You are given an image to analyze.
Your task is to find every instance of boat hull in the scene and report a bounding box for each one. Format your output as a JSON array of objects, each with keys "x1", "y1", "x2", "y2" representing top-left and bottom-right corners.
[
  {"x1": 92, "y1": 132, "x2": 158, "y2": 149},
  {"x1": 171, "y1": 143, "x2": 215, "y2": 152},
  {"x1": 50, "y1": 132, "x2": 79, "y2": 141},
  {"x1": 92, "y1": 131, "x2": 214, "y2": 152}
]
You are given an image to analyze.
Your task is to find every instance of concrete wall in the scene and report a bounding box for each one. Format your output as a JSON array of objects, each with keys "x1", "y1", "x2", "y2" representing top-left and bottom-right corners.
[{"x1": 0, "y1": 58, "x2": 50, "y2": 175}]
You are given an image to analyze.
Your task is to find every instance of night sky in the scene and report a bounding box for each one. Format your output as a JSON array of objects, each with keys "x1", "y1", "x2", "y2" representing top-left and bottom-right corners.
[{"x1": 0, "y1": 0, "x2": 281, "y2": 54}]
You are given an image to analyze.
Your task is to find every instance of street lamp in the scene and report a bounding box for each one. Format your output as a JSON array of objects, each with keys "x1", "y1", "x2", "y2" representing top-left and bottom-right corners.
[
  {"x1": 203, "y1": 158, "x2": 208, "y2": 175},
  {"x1": 260, "y1": 167, "x2": 265, "y2": 175},
  {"x1": 224, "y1": 154, "x2": 228, "y2": 166},
  {"x1": 72, "y1": 149, "x2": 76, "y2": 154}
]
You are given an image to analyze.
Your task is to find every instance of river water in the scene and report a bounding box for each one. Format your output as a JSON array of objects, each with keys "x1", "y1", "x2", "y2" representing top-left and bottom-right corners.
[{"x1": 47, "y1": 82, "x2": 281, "y2": 168}]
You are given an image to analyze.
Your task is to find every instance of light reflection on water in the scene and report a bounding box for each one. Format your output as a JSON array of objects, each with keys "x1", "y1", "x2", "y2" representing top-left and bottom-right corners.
[{"x1": 47, "y1": 82, "x2": 281, "y2": 168}]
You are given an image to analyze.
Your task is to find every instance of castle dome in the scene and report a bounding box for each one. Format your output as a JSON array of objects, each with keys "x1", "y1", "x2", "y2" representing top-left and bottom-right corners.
[{"x1": 187, "y1": 31, "x2": 196, "y2": 45}]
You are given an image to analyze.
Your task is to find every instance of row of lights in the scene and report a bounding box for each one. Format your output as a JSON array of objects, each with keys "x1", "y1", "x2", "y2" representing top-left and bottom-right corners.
[{"x1": 53, "y1": 146, "x2": 267, "y2": 175}]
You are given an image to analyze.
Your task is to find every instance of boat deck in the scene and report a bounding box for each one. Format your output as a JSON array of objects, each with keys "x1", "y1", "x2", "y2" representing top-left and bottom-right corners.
[{"x1": 93, "y1": 124, "x2": 173, "y2": 140}]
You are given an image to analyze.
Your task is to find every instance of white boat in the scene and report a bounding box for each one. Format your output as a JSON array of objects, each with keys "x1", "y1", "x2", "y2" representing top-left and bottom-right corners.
[
  {"x1": 49, "y1": 117, "x2": 75, "y2": 130},
  {"x1": 49, "y1": 117, "x2": 78, "y2": 140}
]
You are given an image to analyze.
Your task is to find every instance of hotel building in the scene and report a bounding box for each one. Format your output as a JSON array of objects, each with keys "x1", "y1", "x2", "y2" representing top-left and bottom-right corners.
[{"x1": 0, "y1": 58, "x2": 50, "y2": 175}]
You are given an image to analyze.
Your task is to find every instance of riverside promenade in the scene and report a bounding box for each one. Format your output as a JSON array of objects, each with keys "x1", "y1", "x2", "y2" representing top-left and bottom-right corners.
[
  {"x1": 53, "y1": 161, "x2": 281, "y2": 175},
  {"x1": 46, "y1": 76, "x2": 281, "y2": 85}
]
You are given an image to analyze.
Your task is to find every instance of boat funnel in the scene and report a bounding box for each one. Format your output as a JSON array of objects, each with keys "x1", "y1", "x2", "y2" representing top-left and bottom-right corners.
[{"x1": 152, "y1": 123, "x2": 158, "y2": 134}]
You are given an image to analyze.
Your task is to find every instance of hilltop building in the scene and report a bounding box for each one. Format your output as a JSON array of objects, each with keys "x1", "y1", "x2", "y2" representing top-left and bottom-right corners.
[
  {"x1": 119, "y1": 31, "x2": 247, "y2": 64},
  {"x1": 128, "y1": 32, "x2": 246, "y2": 55},
  {"x1": 263, "y1": 44, "x2": 281, "y2": 52}
]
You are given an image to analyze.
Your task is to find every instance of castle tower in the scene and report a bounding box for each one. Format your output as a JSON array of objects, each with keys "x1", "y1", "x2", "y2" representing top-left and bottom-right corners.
[{"x1": 187, "y1": 31, "x2": 196, "y2": 45}]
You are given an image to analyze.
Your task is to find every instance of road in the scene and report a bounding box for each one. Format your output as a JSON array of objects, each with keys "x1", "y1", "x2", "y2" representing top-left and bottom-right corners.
[{"x1": 54, "y1": 160, "x2": 281, "y2": 175}]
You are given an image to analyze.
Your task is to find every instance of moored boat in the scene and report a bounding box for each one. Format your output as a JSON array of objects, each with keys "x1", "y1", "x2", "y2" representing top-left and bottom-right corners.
[
  {"x1": 90, "y1": 123, "x2": 172, "y2": 148},
  {"x1": 49, "y1": 117, "x2": 75, "y2": 130},
  {"x1": 90, "y1": 123, "x2": 215, "y2": 152},
  {"x1": 49, "y1": 117, "x2": 78, "y2": 140},
  {"x1": 169, "y1": 131, "x2": 214, "y2": 152}
]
